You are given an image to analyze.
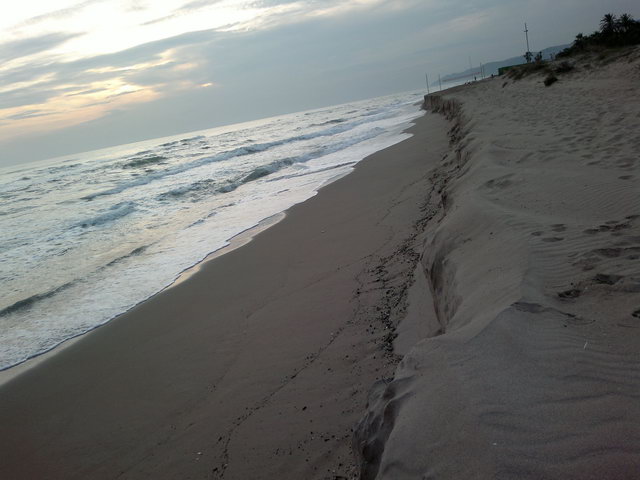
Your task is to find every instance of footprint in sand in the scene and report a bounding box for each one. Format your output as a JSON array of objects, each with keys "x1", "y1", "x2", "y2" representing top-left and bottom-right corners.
[
  {"x1": 593, "y1": 273, "x2": 623, "y2": 285},
  {"x1": 558, "y1": 289, "x2": 581, "y2": 299},
  {"x1": 583, "y1": 216, "x2": 637, "y2": 236}
]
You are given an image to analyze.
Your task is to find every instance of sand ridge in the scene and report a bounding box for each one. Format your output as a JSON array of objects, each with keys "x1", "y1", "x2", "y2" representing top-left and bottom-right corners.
[{"x1": 355, "y1": 48, "x2": 640, "y2": 479}]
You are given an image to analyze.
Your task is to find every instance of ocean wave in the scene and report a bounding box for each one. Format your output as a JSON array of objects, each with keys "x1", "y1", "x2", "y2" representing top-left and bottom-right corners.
[
  {"x1": 0, "y1": 244, "x2": 149, "y2": 320},
  {"x1": 105, "y1": 245, "x2": 148, "y2": 267},
  {"x1": 311, "y1": 118, "x2": 347, "y2": 127},
  {"x1": 0, "y1": 280, "x2": 76, "y2": 318},
  {"x1": 76, "y1": 201, "x2": 136, "y2": 228},
  {"x1": 266, "y1": 161, "x2": 357, "y2": 183},
  {"x1": 44, "y1": 163, "x2": 81, "y2": 174},
  {"x1": 159, "y1": 126, "x2": 386, "y2": 201},
  {"x1": 81, "y1": 143, "x2": 279, "y2": 201},
  {"x1": 186, "y1": 210, "x2": 222, "y2": 229},
  {"x1": 160, "y1": 135, "x2": 205, "y2": 148},
  {"x1": 241, "y1": 158, "x2": 296, "y2": 183},
  {"x1": 159, "y1": 179, "x2": 219, "y2": 200},
  {"x1": 0, "y1": 183, "x2": 33, "y2": 199},
  {"x1": 122, "y1": 155, "x2": 167, "y2": 169},
  {"x1": 81, "y1": 113, "x2": 394, "y2": 201},
  {"x1": 161, "y1": 158, "x2": 295, "y2": 200},
  {"x1": 0, "y1": 204, "x2": 37, "y2": 217}
]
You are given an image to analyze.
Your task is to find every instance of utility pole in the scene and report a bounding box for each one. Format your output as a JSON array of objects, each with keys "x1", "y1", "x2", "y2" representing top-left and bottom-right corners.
[
  {"x1": 438, "y1": 74, "x2": 442, "y2": 91},
  {"x1": 426, "y1": 73, "x2": 430, "y2": 95},
  {"x1": 524, "y1": 22, "x2": 531, "y2": 62}
]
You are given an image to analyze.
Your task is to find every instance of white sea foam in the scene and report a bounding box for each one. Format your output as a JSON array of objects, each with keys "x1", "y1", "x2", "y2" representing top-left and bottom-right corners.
[{"x1": 0, "y1": 90, "x2": 425, "y2": 370}]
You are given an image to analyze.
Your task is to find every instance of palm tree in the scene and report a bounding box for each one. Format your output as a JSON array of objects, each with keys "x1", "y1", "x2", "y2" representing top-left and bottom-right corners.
[
  {"x1": 600, "y1": 13, "x2": 617, "y2": 35},
  {"x1": 617, "y1": 13, "x2": 634, "y2": 33},
  {"x1": 573, "y1": 33, "x2": 586, "y2": 49}
]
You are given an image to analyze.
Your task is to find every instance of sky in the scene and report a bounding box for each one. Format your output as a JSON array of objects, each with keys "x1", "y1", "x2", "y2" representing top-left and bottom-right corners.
[{"x1": 1, "y1": 0, "x2": 638, "y2": 166}]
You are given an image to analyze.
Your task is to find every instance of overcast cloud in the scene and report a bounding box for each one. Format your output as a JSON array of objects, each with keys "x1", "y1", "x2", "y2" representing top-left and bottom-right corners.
[{"x1": 1, "y1": 0, "x2": 638, "y2": 165}]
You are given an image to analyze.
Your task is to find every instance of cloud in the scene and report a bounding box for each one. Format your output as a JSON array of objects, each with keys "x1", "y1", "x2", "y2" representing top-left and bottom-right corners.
[
  {"x1": 71, "y1": 28, "x2": 219, "y2": 70},
  {"x1": 65, "y1": 87, "x2": 110, "y2": 97},
  {"x1": 142, "y1": 0, "x2": 228, "y2": 26},
  {"x1": 0, "y1": 32, "x2": 83, "y2": 63},
  {"x1": 16, "y1": 0, "x2": 105, "y2": 27},
  {"x1": 180, "y1": 0, "x2": 227, "y2": 11},
  {"x1": 107, "y1": 89, "x2": 140, "y2": 98},
  {"x1": 122, "y1": 61, "x2": 201, "y2": 87},
  {"x1": 0, "y1": 1, "x2": 473, "y2": 124},
  {"x1": 0, "y1": 26, "x2": 220, "y2": 101},
  {"x1": 0, "y1": 87, "x2": 59, "y2": 110},
  {"x1": 2, "y1": 0, "x2": 639, "y2": 165},
  {"x1": 6, "y1": 109, "x2": 55, "y2": 120},
  {"x1": 0, "y1": 26, "x2": 223, "y2": 140}
]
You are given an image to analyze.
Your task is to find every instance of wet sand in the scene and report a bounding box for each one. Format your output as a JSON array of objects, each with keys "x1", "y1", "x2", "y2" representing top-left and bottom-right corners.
[{"x1": 0, "y1": 111, "x2": 450, "y2": 479}]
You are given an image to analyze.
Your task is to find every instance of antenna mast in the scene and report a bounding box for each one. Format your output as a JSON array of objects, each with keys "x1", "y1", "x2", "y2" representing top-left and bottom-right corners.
[{"x1": 524, "y1": 23, "x2": 531, "y2": 62}]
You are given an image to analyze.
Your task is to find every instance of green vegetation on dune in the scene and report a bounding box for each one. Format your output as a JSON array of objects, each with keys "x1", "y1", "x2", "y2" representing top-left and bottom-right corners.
[
  {"x1": 504, "y1": 13, "x2": 638, "y2": 86},
  {"x1": 559, "y1": 13, "x2": 640, "y2": 57}
]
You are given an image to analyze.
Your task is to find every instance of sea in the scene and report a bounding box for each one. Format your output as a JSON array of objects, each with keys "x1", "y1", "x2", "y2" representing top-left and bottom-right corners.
[{"x1": 0, "y1": 90, "x2": 425, "y2": 371}]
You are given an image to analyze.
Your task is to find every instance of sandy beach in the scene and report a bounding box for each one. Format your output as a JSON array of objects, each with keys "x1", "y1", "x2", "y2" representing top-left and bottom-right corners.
[
  {"x1": 356, "y1": 48, "x2": 640, "y2": 479},
  {"x1": 1, "y1": 46, "x2": 639, "y2": 480},
  {"x1": 0, "y1": 108, "x2": 450, "y2": 478}
]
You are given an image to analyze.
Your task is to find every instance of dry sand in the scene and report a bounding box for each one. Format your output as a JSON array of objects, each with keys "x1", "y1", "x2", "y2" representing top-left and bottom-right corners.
[
  {"x1": 355, "y1": 48, "x2": 640, "y2": 479},
  {"x1": 0, "y1": 111, "x2": 450, "y2": 479}
]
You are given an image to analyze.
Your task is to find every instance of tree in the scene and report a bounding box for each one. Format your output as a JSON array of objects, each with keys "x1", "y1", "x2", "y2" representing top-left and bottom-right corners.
[
  {"x1": 617, "y1": 13, "x2": 635, "y2": 33},
  {"x1": 600, "y1": 13, "x2": 617, "y2": 35},
  {"x1": 558, "y1": 12, "x2": 640, "y2": 58}
]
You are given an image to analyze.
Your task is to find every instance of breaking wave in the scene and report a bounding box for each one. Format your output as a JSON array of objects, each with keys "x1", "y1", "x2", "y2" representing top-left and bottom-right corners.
[
  {"x1": 123, "y1": 155, "x2": 167, "y2": 169},
  {"x1": 76, "y1": 202, "x2": 137, "y2": 228}
]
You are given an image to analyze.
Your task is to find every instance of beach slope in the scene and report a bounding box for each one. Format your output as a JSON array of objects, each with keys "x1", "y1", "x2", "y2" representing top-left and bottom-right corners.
[{"x1": 355, "y1": 48, "x2": 640, "y2": 479}]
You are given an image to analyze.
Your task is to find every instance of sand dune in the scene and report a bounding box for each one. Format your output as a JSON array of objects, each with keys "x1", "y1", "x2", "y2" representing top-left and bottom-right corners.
[{"x1": 355, "y1": 48, "x2": 640, "y2": 478}]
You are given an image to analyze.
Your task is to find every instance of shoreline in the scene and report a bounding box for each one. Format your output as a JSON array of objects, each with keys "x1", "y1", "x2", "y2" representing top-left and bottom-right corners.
[
  {"x1": 0, "y1": 111, "x2": 451, "y2": 479},
  {"x1": 0, "y1": 129, "x2": 405, "y2": 383},
  {"x1": 0, "y1": 92, "x2": 423, "y2": 377},
  {"x1": 0, "y1": 213, "x2": 287, "y2": 386}
]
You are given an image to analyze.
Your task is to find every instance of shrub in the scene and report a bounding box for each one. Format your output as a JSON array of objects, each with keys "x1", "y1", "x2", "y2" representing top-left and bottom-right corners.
[
  {"x1": 544, "y1": 74, "x2": 558, "y2": 86},
  {"x1": 555, "y1": 61, "x2": 575, "y2": 74},
  {"x1": 507, "y1": 61, "x2": 550, "y2": 81}
]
